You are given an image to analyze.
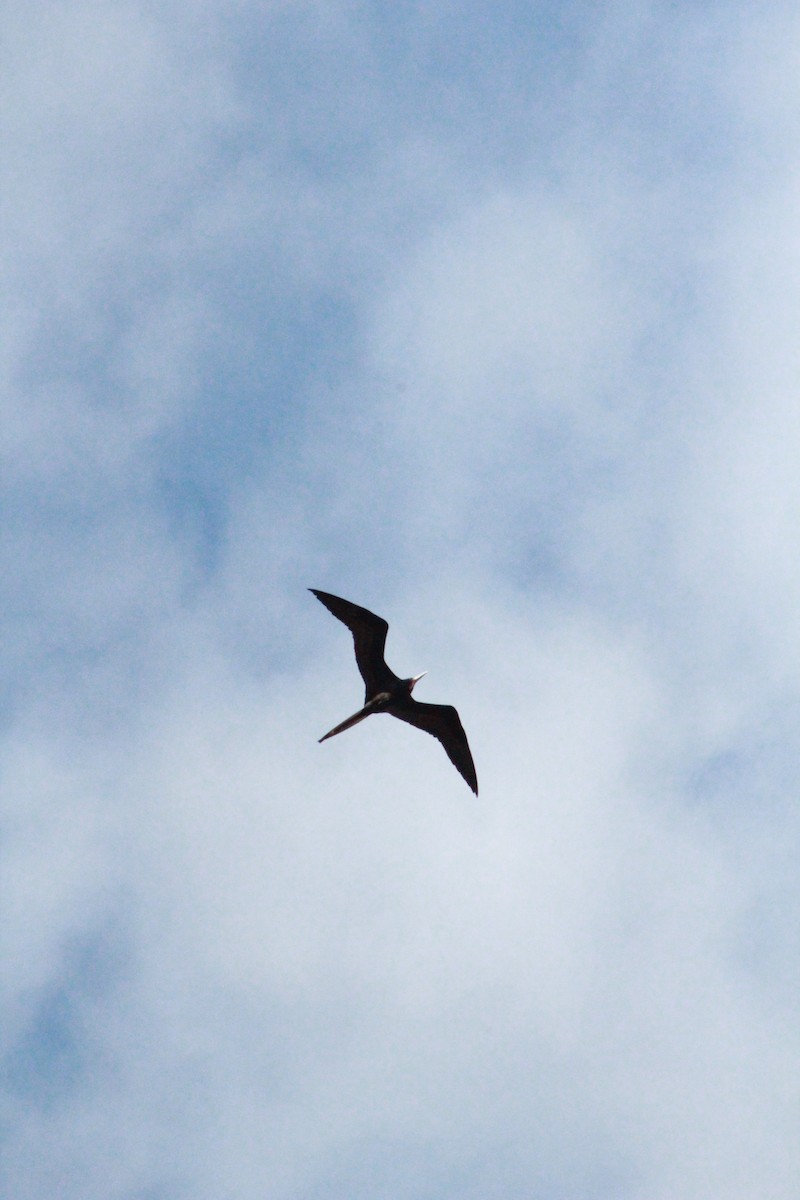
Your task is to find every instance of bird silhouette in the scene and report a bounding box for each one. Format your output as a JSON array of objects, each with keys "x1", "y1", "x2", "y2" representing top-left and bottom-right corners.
[{"x1": 310, "y1": 589, "x2": 478, "y2": 794}]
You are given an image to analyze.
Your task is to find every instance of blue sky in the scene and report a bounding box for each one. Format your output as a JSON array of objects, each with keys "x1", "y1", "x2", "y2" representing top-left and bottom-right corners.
[{"x1": 2, "y1": 2, "x2": 799, "y2": 1197}]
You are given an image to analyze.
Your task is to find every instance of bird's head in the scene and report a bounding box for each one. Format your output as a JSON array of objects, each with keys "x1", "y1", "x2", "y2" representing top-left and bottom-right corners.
[{"x1": 407, "y1": 672, "x2": 427, "y2": 693}]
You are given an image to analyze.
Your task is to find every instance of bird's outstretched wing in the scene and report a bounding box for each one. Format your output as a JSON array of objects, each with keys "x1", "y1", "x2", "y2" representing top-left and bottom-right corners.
[
  {"x1": 391, "y1": 698, "x2": 478, "y2": 795},
  {"x1": 309, "y1": 589, "x2": 398, "y2": 696}
]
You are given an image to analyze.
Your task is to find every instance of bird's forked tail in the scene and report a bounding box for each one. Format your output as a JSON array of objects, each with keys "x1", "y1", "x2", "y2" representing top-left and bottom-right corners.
[{"x1": 318, "y1": 703, "x2": 374, "y2": 743}]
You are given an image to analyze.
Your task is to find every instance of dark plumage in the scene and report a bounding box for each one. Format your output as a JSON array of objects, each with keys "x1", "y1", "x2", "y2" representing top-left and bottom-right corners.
[{"x1": 310, "y1": 588, "x2": 478, "y2": 794}]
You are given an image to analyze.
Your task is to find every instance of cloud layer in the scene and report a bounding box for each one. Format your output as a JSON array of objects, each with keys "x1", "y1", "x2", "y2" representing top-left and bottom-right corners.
[{"x1": 2, "y1": 3, "x2": 799, "y2": 1198}]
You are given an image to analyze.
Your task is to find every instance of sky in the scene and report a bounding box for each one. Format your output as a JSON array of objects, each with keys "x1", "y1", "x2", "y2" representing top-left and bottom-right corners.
[{"x1": 1, "y1": 1, "x2": 799, "y2": 1197}]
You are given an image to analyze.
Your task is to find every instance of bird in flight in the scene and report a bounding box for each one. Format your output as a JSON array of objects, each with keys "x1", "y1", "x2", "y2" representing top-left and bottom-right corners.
[{"x1": 310, "y1": 589, "x2": 478, "y2": 794}]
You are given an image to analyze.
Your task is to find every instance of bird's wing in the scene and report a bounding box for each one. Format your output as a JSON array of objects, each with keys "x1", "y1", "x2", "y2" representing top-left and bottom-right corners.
[
  {"x1": 309, "y1": 589, "x2": 397, "y2": 695},
  {"x1": 391, "y1": 698, "x2": 478, "y2": 795}
]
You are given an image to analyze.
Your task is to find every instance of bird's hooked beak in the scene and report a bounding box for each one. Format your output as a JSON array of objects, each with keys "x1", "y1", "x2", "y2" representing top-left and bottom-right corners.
[{"x1": 410, "y1": 672, "x2": 427, "y2": 691}]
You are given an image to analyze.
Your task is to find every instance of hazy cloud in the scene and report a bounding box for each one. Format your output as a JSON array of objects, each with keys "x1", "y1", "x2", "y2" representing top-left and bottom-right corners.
[{"x1": 2, "y1": 3, "x2": 798, "y2": 1199}]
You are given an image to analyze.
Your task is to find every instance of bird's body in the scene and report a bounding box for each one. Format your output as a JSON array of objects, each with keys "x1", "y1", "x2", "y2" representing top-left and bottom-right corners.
[{"x1": 310, "y1": 589, "x2": 478, "y2": 794}]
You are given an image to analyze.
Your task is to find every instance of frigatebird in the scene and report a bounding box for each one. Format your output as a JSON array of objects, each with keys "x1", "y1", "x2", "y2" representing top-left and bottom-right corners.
[{"x1": 310, "y1": 589, "x2": 478, "y2": 794}]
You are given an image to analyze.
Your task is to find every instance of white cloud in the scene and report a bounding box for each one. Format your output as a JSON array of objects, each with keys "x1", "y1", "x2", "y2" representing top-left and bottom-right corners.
[
  {"x1": 2, "y1": 3, "x2": 800, "y2": 1199},
  {"x1": 0, "y1": 3, "x2": 241, "y2": 490}
]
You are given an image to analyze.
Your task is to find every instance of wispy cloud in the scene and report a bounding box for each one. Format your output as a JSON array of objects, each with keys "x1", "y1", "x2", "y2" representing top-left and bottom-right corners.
[{"x1": 2, "y1": 3, "x2": 799, "y2": 1198}]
